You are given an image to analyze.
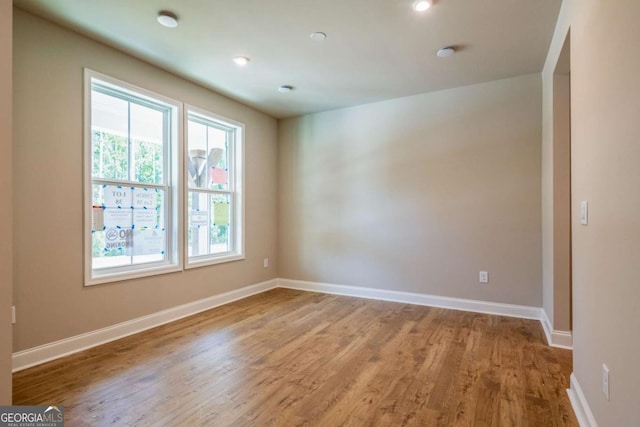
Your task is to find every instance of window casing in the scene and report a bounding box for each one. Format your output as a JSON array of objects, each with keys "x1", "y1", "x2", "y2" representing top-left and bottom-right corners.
[
  {"x1": 84, "y1": 70, "x2": 182, "y2": 285},
  {"x1": 84, "y1": 70, "x2": 245, "y2": 285},
  {"x1": 185, "y1": 107, "x2": 244, "y2": 267}
]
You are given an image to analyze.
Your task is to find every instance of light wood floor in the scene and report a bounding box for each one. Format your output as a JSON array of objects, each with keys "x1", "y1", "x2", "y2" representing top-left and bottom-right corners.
[{"x1": 14, "y1": 289, "x2": 577, "y2": 426}]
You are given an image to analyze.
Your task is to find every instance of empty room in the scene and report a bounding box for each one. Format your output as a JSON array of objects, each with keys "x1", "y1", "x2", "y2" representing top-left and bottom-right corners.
[{"x1": 1, "y1": 0, "x2": 638, "y2": 426}]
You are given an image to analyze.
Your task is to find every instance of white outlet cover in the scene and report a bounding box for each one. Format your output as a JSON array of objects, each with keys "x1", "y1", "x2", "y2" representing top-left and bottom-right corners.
[{"x1": 479, "y1": 271, "x2": 489, "y2": 284}]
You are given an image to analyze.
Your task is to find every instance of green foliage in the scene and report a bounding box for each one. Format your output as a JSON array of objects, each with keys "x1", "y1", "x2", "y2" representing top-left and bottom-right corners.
[
  {"x1": 92, "y1": 231, "x2": 104, "y2": 257},
  {"x1": 92, "y1": 230, "x2": 123, "y2": 257},
  {"x1": 211, "y1": 225, "x2": 228, "y2": 245},
  {"x1": 92, "y1": 130, "x2": 162, "y2": 184},
  {"x1": 134, "y1": 140, "x2": 163, "y2": 184}
]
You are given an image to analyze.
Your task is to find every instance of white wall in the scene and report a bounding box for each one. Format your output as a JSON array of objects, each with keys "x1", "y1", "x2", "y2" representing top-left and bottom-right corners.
[
  {"x1": 0, "y1": 1, "x2": 14, "y2": 404},
  {"x1": 279, "y1": 74, "x2": 542, "y2": 307},
  {"x1": 12, "y1": 10, "x2": 278, "y2": 352},
  {"x1": 544, "y1": 0, "x2": 640, "y2": 424}
]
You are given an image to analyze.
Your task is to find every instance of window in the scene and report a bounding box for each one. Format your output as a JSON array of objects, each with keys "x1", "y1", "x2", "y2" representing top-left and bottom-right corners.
[
  {"x1": 84, "y1": 70, "x2": 245, "y2": 285},
  {"x1": 84, "y1": 70, "x2": 181, "y2": 285},
  {"x1": 186, "y1": 107, "x2": 244, "y2": 267}
]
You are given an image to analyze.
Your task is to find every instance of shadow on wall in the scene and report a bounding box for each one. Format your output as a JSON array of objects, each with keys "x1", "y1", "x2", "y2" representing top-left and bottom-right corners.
[{"x1": 280, "y1": 77, "x2": 541, "y2": 301}]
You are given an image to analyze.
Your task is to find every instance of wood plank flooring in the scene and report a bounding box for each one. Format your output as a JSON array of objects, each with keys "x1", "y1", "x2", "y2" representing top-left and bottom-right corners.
[{"x1": 13, "y1": 289, "x2": 577, "y2": 426}]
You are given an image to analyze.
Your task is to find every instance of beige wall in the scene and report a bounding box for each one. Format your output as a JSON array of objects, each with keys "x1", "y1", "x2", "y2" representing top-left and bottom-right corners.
[
  {"x1": 544, "y1": 0, "x2": 640, "y2": 424},
  {"x1": 279, "y1": 74, "x2": 542, "y2": 307},
  {"x1": 0, "y1": 1, "x2": 13, "y2": 404},
  {"x1": 12, "y1": 10, "x2": 278, "y2": 351}
]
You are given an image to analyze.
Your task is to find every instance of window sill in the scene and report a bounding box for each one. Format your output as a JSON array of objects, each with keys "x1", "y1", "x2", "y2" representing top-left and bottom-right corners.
[
  {"x1": 185, "y1": 253, "x2": 245, "y2": 269},
  {"x1": 85, "y1": 264, "x2": 182, "y2": 286}
]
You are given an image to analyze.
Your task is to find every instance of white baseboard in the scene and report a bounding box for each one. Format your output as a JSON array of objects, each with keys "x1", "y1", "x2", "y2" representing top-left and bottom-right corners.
[
  {"x1": 13, "y1": 277, "x2": 569, "y2": 372},
  {"x1": 12, "y1": 279, "x2": 278, "y2": 372},
  {"x1": 567, "y1": 373, "x2": 598, "y2": 427},
  {"x1": 551, "y1": 329, "x2": 573, "y2": 349},
  {"x1": 541, "y1": 309, "x2": 573, "y2": 349},
  {"x1": 278, "y1": 278, "x2": 542, "y2": 320}
]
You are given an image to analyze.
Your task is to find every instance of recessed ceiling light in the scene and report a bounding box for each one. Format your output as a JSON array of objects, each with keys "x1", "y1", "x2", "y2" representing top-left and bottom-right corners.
[
  {"x1": 233, "y1": 56, "x2": 250, "y2": 66},
  {"x1": 278, "y1": 85, "x2": 294, "y2": 93},
  {"x1": 436, "y1": 47, "x2": 455, "y2": 57},
  {"x1": 412, "y1": 0, "x2": 433, "y2": 12},
  {"x1": 310, "y1": 32, "x2": 327, "y2": 41},
  {"x1": 157, "y1": 11, "x2": 179, "y2": 28}
]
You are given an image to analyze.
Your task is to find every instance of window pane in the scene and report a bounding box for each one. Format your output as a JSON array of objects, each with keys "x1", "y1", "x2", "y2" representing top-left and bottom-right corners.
[
  {"x1": 186, "y1": 191, "x2": 231, "y2": 257},
  {"x1": 185, "y1": 109, "x2": 241, "y2": 266},
  {"x1": 211, "y1": 193, "x2": 231, "y2": 254},
  {"x1": 92, "y1": 90, "x2": 129, "y2": 181},
  {"x1": 187, "y1": 121, "x2": 207, "y2": 189},
  {"x1": 91, "y1": 184, "x2": 166, "y2": 269},
  {"x1": 188, "y1": 118, "x2": 230, "y2": 191},
  {"x1": 208, "y1": 126, "x2": 229, "y2": 191},
  {"x1": 91, "y1": 229, "x2": 131, "y2": 269},
  {"x1": 187, "y1": 191, "x2": 210, "y2": 257},
  {"x1": 131, "y1": 229, "x2": 166, "y2": 264},
  {"x1": 87, "y1": 74, "x2": 181, "y2": 284},
  {"x1": 131, "y1": 103, "x2": 164, "y2": 184}
]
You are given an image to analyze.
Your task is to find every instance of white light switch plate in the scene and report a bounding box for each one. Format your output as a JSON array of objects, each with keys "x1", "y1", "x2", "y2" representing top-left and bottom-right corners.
[
  {"x1": 580, "y1": 200, "x2": 588, "y2": 225},
  {"x1": 602, "y1": 363, "x2": 610, "y2": 400}
]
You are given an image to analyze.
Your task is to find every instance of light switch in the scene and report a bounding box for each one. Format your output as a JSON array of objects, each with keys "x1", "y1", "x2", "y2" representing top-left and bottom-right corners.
[{"x1": 580, "y1": 200, "x2": 588, "y2": 225}]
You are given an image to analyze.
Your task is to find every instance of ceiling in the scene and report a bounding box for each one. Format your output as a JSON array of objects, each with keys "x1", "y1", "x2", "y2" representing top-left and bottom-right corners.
[{"x1": 14, "y1": 0, "x2": 562, "y2": 119}]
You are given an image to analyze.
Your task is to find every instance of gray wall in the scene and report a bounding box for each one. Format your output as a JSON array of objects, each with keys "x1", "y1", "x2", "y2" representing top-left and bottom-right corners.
[
  {"x1": 278, "y1": 74, "x2": 542, "y2": 307},
  {"x1": 12, "y1": 10, "x2": 278, "y2": 351},
  {"x1": 543, "y1": 0, "x2": 640, "y2": 424},
  {"x1": 0, "y1": 1, "x2": 13, "y2": 404}
]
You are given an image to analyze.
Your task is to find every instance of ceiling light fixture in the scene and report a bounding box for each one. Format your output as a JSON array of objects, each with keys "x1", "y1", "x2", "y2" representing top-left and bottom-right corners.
[
  {"x1": 310, "y1": 32, "x2": 327, "y2": 41},
  {"x1": 412, "y1": 0, "x2": 433, "y2": 12},
  {"x1": 436, "y1": 47, "x2": 455, "y2": 57},
  {"x1": 157, "y1": 11, "x2": 179, "y2": 28},
  {"x1": 233, "y1": 56, "x2": 250, "y2": 66},
  {"x1": 278, "y1": 85, "x2": 294, "y2": 93}
]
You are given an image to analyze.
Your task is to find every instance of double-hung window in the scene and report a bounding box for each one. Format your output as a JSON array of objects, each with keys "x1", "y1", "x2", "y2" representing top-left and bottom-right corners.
[
  {"x1": 84, "y1": 70, "x2": 244, "y2": 285},
  {"x1": 186, "y1": 107, "x2": 244, "y2": 267},
  {"x1": 85, "y1": 70, "x2": 181, "y2": 285}
]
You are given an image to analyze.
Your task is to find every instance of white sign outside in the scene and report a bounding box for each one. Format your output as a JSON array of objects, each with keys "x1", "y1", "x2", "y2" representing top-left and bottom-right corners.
[
  {"x1": 133, "y1": 209, "x2": 158, "y2": 229},
  {"x1": 104, "y1": 185, "x2": 132, "y2": 208},
  {"x1": 132, "y1": 229, "x2": 165, "y2": 256},
  {"x1": 103, "y1": 208, "x2": 132, "y2": 229},
  {"x1": 190, "y1": 210, "x2": 208, "y2": 227},
  {"x1": 104, "y1": 228, "x2": 134, "y2": 251}
]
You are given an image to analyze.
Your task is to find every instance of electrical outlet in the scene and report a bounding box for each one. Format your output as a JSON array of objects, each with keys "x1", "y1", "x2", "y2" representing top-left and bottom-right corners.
[
  {"x1": 602, "y1": 364, "x2": 610, "y2": 400},
  {"x1": 479, "y1": 271, "x2": 489, "y2": 284},
  {"x1": 11, "y1": 306, "x2": 15, "y2": 325},
  {"x1": 263, "y1": 258, "x2": 269, "y2": 268}
]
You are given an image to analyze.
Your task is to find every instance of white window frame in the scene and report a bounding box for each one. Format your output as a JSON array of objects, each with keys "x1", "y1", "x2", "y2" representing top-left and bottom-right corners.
[
  {"x1": 185, "y1": 105, "x2": 245, "y2": 268},
  {"x1": 84, "y1": 69, "x2": 183, "y2": 285}
]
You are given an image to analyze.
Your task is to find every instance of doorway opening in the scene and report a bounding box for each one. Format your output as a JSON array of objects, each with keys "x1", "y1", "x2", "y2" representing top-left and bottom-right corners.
[{"x1": 552, "y1": 30, "x2": 572, "y2": 333}]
